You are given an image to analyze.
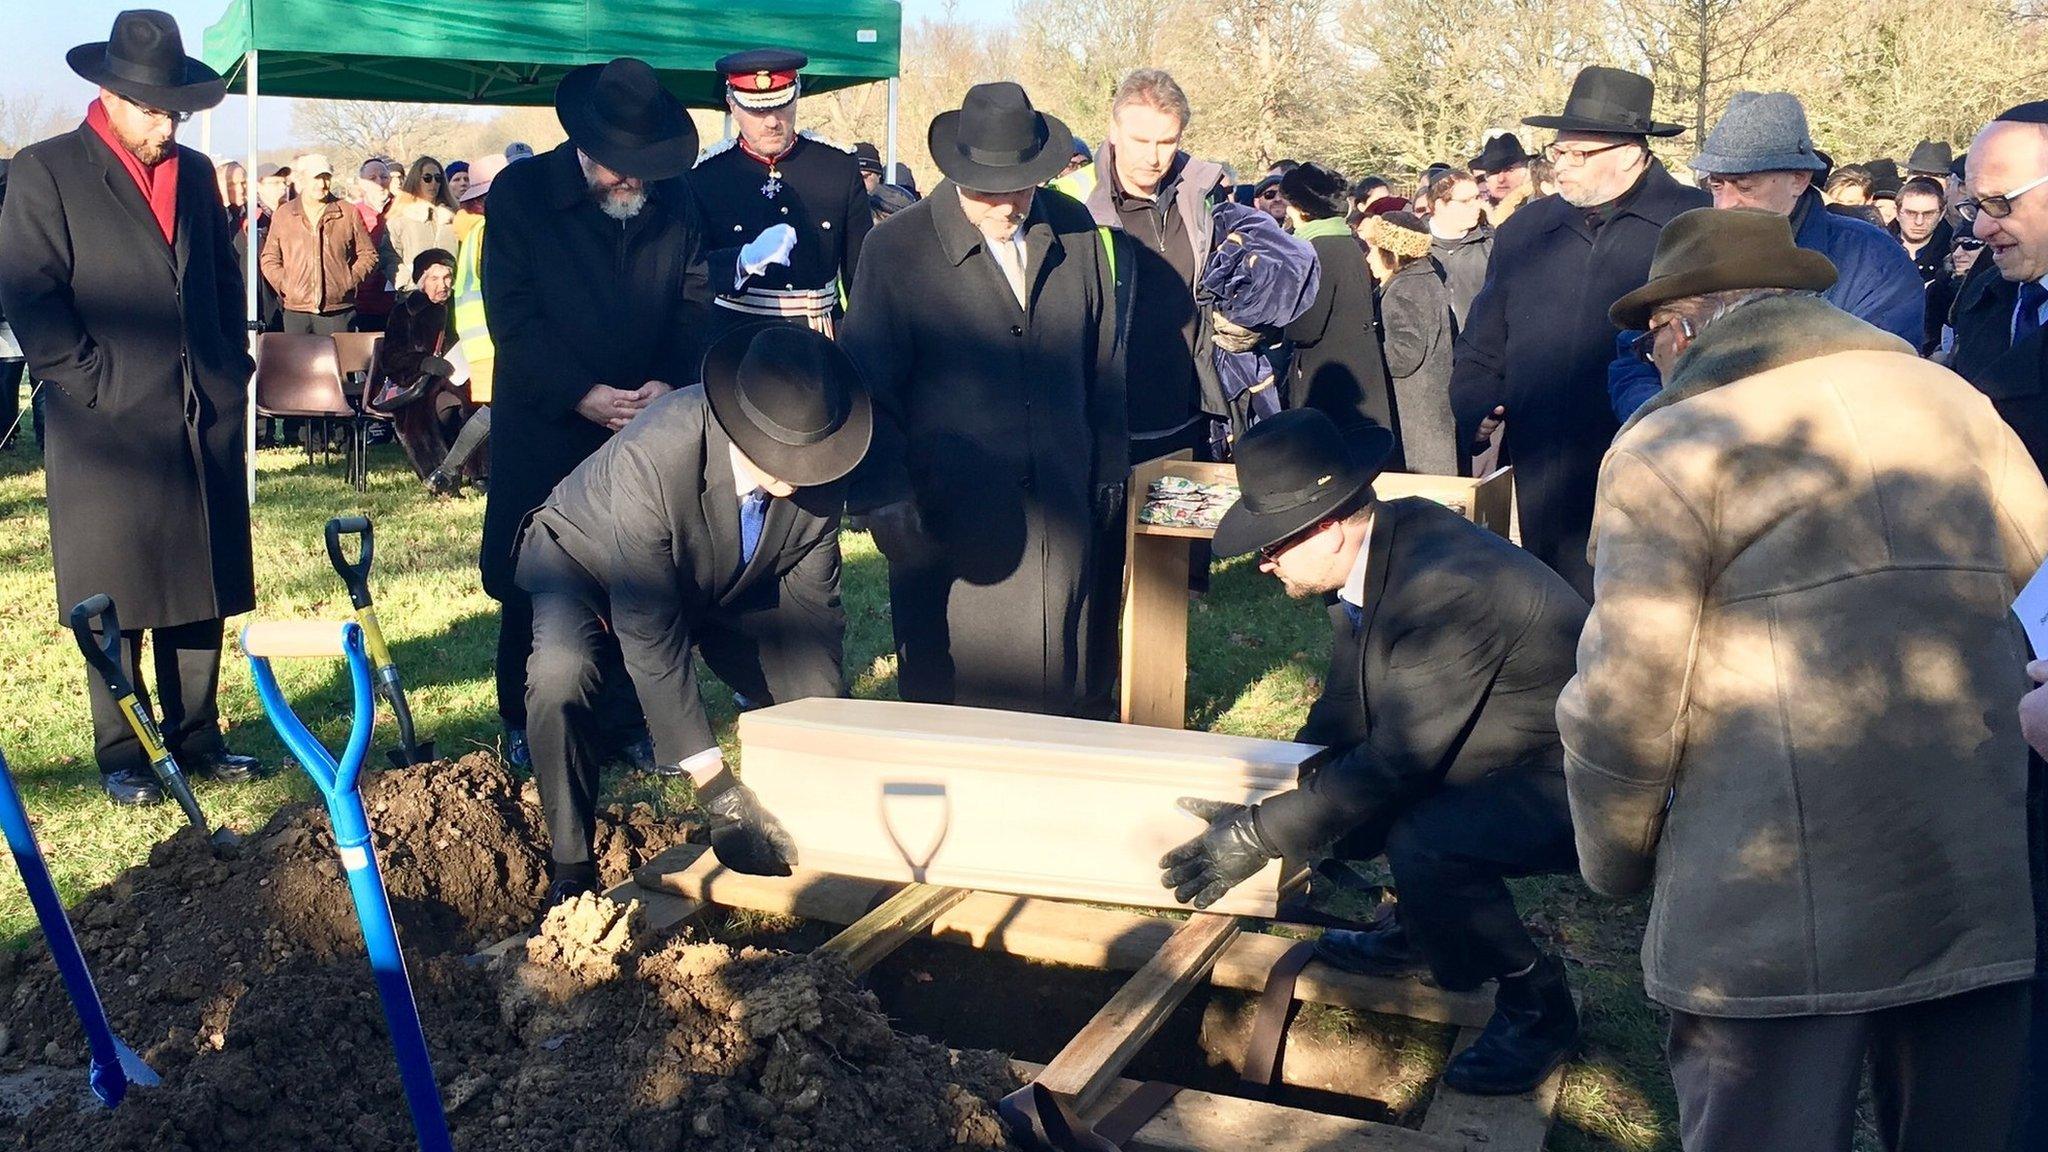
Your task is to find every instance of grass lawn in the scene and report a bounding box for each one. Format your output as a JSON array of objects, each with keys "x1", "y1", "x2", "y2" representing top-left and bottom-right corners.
[{"x1": 0, "y1": 438, "x2": 1682, "y2": 1150}]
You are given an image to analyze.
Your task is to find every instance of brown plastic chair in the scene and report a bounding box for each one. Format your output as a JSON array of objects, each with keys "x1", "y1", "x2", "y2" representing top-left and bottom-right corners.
[
  {"x1": 253, "y1": 333, "x2": 367, "y2": 489},
  {"x1": 331, "y1": 332, "x2": 382, "y2": 396}
]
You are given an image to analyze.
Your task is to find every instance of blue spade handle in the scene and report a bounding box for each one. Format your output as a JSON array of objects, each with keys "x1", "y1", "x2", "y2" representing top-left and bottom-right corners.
[
  {"x1": 0, "y1": 747, "x2": 158, "y2": 1107},
  {"x1": 243, "y1": 621, "x2": 452, "y2": 1152}
]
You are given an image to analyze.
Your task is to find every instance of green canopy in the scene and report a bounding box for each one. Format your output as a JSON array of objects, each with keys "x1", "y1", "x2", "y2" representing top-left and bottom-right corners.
[{"x1": 200, "y1": 0, "x2": 902, "y2": 107}]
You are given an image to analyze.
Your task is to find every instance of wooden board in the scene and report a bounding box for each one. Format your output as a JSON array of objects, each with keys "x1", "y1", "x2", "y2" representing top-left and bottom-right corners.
[
  {"x1": 1035, "y1": 913, "x2": 1242, "y2": 1114},
  {"x1": 635, "y1": 846, "x2": 1497, "y2": 1028},
  {"x1": 1068, "y1": 1067, "x2": 1468, "y2": 1152},
  {"x1": 819, "y1": 883, "x2": 970, "y2": 975},
  {"x1": 739, "y1": 698, "x2": 1319, "y2": 916},
  {"x1": 1418, "y1": 1026, "x2": 1564, "y2": 1152}
]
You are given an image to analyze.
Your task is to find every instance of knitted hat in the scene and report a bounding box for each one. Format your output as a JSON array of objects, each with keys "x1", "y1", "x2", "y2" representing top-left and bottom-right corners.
[
  {"x1": 1365, "y1": 211, "x2": 1432, "y2": 260},
  {"x1": 1690, "y1": 92, "x2": 1826, "y2": 175}
]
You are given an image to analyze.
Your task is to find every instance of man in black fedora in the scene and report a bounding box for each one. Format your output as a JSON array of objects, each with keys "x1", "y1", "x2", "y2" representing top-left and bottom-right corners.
[
  {"x1": 691, "y1": 48, "x2": 871, "y2": 336},
  {"x1": 1449, "y1": 66, "x2": 1707, "y2": 599},
  {"x1": 516, "y1": 323, "x2": 871, "y2": 907},
  {"x1": 480, "y1": 56, "x2": 717, "y2": 772},
  {"x1": 0, "y1": 9, "x2": 271, "y2": 805},
  {"x1": 842, "y1": 82, "x2": 1126, "y2": 718},
  {"x1": 1470, "y1": 132, "x2": 1535, "y2": 222},
  {"x1": 1158, "y1": 407, "x2": 1588, "y2": 1095}
]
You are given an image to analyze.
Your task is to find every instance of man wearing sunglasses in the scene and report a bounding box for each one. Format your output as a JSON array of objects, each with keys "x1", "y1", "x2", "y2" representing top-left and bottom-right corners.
[
  {"x1": 1160, "y1": 408, "x2": 1588, "y2": 1096},
  {"x1": 0, "y1": 10, "x2": 273, "y2": 805},
  {"x1": 1951, "y1": 102, "x2": 2048, "y2": 482}
]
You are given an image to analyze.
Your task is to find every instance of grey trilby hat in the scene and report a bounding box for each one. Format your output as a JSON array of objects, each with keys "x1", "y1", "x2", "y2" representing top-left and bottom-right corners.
[{"x1": 1690, "y1": 92, "x2": 1826, "y2": 176}]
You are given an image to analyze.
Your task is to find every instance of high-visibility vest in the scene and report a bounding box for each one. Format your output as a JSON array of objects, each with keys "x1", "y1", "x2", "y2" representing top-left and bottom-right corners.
[{"x1": 452, "y1": 221, "x2": 494, "y2": 403}]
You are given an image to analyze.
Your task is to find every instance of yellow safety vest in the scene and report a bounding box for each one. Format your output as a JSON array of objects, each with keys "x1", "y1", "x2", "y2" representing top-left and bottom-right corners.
[{"x1": 452, "y1": 221, "x2": 494, "y2": 403}]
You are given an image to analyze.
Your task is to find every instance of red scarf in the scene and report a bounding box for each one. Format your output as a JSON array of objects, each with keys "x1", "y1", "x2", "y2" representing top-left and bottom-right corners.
[{"x1": 85, "y1": 100, "x2": 178, "y2": 246}]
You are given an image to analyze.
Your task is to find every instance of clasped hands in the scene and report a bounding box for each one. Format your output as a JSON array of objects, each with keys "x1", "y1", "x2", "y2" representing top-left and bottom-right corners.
[{"x1": 575, "y1": 379, "x2": 674, "y2": 431}]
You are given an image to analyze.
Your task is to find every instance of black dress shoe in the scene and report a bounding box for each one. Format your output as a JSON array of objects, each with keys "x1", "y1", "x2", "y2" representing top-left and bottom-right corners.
[
  {"x1": 101, "y1": 768, "x2": 165, "y2": 807},
  {"x1": 1314, "y1": 919, "x2": 1434, "y2": 980},
  {"x1": 1441, "y1": 954, "x2": 1579, "y2": 1096},
  {"x1": 185, "y1": 751, "x2": 270, "y2": 783}
]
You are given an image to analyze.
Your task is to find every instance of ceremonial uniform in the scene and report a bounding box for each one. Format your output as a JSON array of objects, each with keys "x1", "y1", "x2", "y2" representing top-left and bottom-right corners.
[
  {"x1": 693, "y1": 133, "x2": 870, "y2": 330},
  {"x1": 695, "y1": 48, "x2": 872, "y2": 334}
]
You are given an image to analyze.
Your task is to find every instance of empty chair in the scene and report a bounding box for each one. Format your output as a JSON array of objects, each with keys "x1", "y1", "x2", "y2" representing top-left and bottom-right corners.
[{"x1": 253, "y1": 333, "x2": 366, "y2": 490}]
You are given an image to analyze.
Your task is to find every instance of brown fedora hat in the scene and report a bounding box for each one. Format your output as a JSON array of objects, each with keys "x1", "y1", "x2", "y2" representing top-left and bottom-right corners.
[{"x1": 1610, "y1": 208, "x2": 1837, "y2": 330}]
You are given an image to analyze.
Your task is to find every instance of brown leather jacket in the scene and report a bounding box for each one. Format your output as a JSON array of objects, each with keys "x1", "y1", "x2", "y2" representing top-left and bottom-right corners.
[{"x1": 259, "y1": 195, "x2": 376, "y2": 314}]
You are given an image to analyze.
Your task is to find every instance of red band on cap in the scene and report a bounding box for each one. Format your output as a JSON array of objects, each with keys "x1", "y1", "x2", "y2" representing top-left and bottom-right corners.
[{"x1": 727, "y1": 69, "x2": 798, "y2": 93}]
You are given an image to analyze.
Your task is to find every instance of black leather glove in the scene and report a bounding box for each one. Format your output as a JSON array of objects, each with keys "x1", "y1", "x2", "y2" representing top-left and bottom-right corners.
[
  {"x1": 1159, "y1": 796, "x2": 1280, "y2": 909},
  {"x1": 1092, "y1": 481, "x2": 1126, "y2": 530},
  {"x1": 695, "y1": 769, "x2": 799, "y2": 877},
  {"x1": 867, "y1": 499, "x2": 931, "y2": 562}
]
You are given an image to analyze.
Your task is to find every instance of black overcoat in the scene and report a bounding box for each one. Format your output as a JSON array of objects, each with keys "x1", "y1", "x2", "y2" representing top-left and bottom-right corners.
[
  {"x1": 1284, "y1": 231, "x2": 1399, "y2": 451},
  {"x1": 842, "y1": 182, "x2": 1127, "y2": 715},
  {"x1": 1448, "y1": 164, "x2": 1707, "y2": 598},
  {"x1": 0, "y1": 126, "x2": 255, "y2": 627},
  {"x1": 1949, "y1": 257, "x2": 2048, "y2": 480},
  {"x1": 1255, "y1": 498, "x2": 1588, "y2": 860},
  {"x1": 479, "y1": 142, "x2": 714, "y2": 600}
]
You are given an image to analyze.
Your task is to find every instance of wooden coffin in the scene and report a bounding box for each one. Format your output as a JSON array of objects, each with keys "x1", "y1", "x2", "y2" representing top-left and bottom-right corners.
[{"x1": 739, "y1": 698, "x2": 1323, "y2": 916}]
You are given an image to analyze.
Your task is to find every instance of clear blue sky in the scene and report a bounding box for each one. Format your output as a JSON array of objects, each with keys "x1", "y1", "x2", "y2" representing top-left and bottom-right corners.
[{"x1": 10, "y1": 1, "x2": 1007, "y2": 156}]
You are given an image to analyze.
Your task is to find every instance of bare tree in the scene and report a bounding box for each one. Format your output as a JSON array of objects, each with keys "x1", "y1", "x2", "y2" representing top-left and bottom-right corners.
[
  {"x1": 1611, "y1": 0, "x2": 1817, "y2": 140},
  {"x1": 288, "y1": 99, "x2": 469, "y2": 170},
  {"x1": 0, "y1": 91, "x2": 60, "y2": 156}
]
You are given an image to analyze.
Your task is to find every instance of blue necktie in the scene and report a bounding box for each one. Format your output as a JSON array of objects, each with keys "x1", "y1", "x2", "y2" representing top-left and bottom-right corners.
[
  {"x1": 2019, "y1": 282, "x2": 2048, "y2": 347},
  {"x1": 739, "y1": 490, "x2": 769, "y2": 567},
  {"x1": 1340, "y1": 601, "x2": 1364, "y2": 634}
]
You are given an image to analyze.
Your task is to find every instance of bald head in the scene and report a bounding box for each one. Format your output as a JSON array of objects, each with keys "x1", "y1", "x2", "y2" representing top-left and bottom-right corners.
[{"x1": 1967, "y1": 119, "x2": 2048, "y2": 282}]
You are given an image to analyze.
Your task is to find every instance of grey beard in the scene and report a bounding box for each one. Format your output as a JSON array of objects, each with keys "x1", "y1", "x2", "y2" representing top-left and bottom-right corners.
[{"x1": 596, "y1": 185, "x2": 647, "y2": 220}]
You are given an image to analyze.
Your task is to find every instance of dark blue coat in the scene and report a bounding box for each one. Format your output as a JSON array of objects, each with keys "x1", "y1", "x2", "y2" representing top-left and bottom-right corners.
[
  {"x1": 1609, "y1": 191, "x2": 1927, "y2": 422},
  {"x1": 1450, "y1": 162, "x2": 1707, "y2": 598}
]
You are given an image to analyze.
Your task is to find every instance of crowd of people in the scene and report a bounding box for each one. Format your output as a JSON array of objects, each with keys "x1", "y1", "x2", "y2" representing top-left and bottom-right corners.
[{"x1": 3, "y1": 9, "x2": 2048, "y2": 1150}]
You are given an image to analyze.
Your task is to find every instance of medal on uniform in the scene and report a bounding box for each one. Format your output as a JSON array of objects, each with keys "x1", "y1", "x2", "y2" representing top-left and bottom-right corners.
[{"x1": 761, "y1": 168, "x2": 783, "y2": 199}]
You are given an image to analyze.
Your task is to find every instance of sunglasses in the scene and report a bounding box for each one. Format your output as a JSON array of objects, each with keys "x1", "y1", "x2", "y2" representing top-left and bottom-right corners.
[
  {"x1": 421, "y1": 173, "x2": 443, "y2": 183},
  {"x1": 1957, "y1": 171, "x2": 2048, "y2": 222},
  {"x1": 1259, "y1": 518, "x2": 1334, "y2": 562}
]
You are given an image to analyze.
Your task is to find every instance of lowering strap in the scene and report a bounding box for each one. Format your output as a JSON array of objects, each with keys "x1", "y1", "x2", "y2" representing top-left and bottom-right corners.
[{"x1": 1239, "y1": 940, "x2": 1316, "y2": 1092}]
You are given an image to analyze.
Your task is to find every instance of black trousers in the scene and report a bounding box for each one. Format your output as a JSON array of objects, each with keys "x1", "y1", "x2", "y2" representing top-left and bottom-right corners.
[
  {"x1": 85, "y1": 618, "x2": 229, "y2": 779},
  {"x1": 1333, "y1": 765, "x2": 1578, "y2": 991},
  {"x1": 0, "y1": 359, "x2": 22, "y2": 446},
  {"x1": 523, "y1": 538, "x2": 839, "y2": 868},
  {"x1": 281, "y1": 309, "x2": 353, "y2": 336},
  {"x1": 1668, "y1": 982, "x2": 2031, "y2": 1152}
]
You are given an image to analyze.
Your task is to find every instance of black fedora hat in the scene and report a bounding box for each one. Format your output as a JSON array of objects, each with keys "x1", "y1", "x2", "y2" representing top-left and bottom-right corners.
[
  {"x1": 1213, "y1": 410, "x2": 1396, "y2": 559},
  {"x1": 1524, "y1": 66, "x2": 1683, "y2": 138},
  {"x1": 703, "y1": 325, "x2": 873, "y2": 488},
  {"x1": 68, "y1": 10, "x2": 225, "y2": 114},
  {"x1": 555, "y1": 58, "x2": 697, "y2": 182},
  {"x1": 928, "y1": 82, "x2": 1071, "y2": 193},
  {"x1": 1469, "y1": 133, "x2": 1530, "y2": 173},
  {"x1": 1906, "y1": 139, "x2": 1954, "y2": 176}
]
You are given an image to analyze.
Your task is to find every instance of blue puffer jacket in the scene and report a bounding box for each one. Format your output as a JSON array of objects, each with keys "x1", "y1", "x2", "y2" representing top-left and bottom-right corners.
[{"x1": 1608, "y1": 191, "x2": 1927, "y2": 421}]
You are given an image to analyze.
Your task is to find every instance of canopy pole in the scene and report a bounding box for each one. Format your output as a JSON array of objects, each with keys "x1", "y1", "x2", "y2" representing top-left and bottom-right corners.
[
  {"x1": 885, "y1": 78, "x2": 899, "y2": 182},
  {"x1": 244, "y1": 51, "x2": 260, "y2": 504}
]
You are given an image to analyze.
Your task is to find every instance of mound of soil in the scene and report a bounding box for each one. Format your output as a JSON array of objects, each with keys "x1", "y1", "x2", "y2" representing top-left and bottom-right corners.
[{"x1": 0, "y1": 755, "x2": 1020, "y2": 1151}]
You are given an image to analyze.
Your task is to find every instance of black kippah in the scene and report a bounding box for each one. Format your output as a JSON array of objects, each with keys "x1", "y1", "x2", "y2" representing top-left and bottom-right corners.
[{"x1": 1998, "y1": 100, "x2": 2048, "y2": 124}]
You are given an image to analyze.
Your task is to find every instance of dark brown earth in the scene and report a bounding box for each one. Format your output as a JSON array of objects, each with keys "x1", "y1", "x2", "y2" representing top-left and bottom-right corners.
[{"x1": 0, "y1": 754, "x2": 1020, "y2": 1151}]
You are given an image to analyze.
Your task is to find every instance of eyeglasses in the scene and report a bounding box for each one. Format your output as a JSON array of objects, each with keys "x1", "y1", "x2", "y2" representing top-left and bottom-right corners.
[
  {"x1": 1544, "y1": 141, "x2": 1634, "y2": 167},
  {"x1": 116, "y1": 92, "x2": 190, "y2": 124},
  {"x1": 1957, "y1": 171, "x2": 2048, "y2": 222},
  {"x1": 421, "y1": 174, "x2": 443, "y2": 184},
  {"x1": 1630, "y1": 315, "x2": 1694, "y2": 364}
]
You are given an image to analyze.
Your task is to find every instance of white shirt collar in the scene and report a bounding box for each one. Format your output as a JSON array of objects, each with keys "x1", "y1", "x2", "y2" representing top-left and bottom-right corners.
[
  {"x1": 729, "y1": 443, "x2": 763, "y2": 500},
  {"x1": 1336, "y1": 511, "x2": 1376, "y2": 609}
]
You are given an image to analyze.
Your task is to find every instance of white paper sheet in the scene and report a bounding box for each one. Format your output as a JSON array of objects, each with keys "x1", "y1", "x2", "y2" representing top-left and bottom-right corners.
[{"x1": 2012, "y1": 557, "x2": 2048, "y2": 658}]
